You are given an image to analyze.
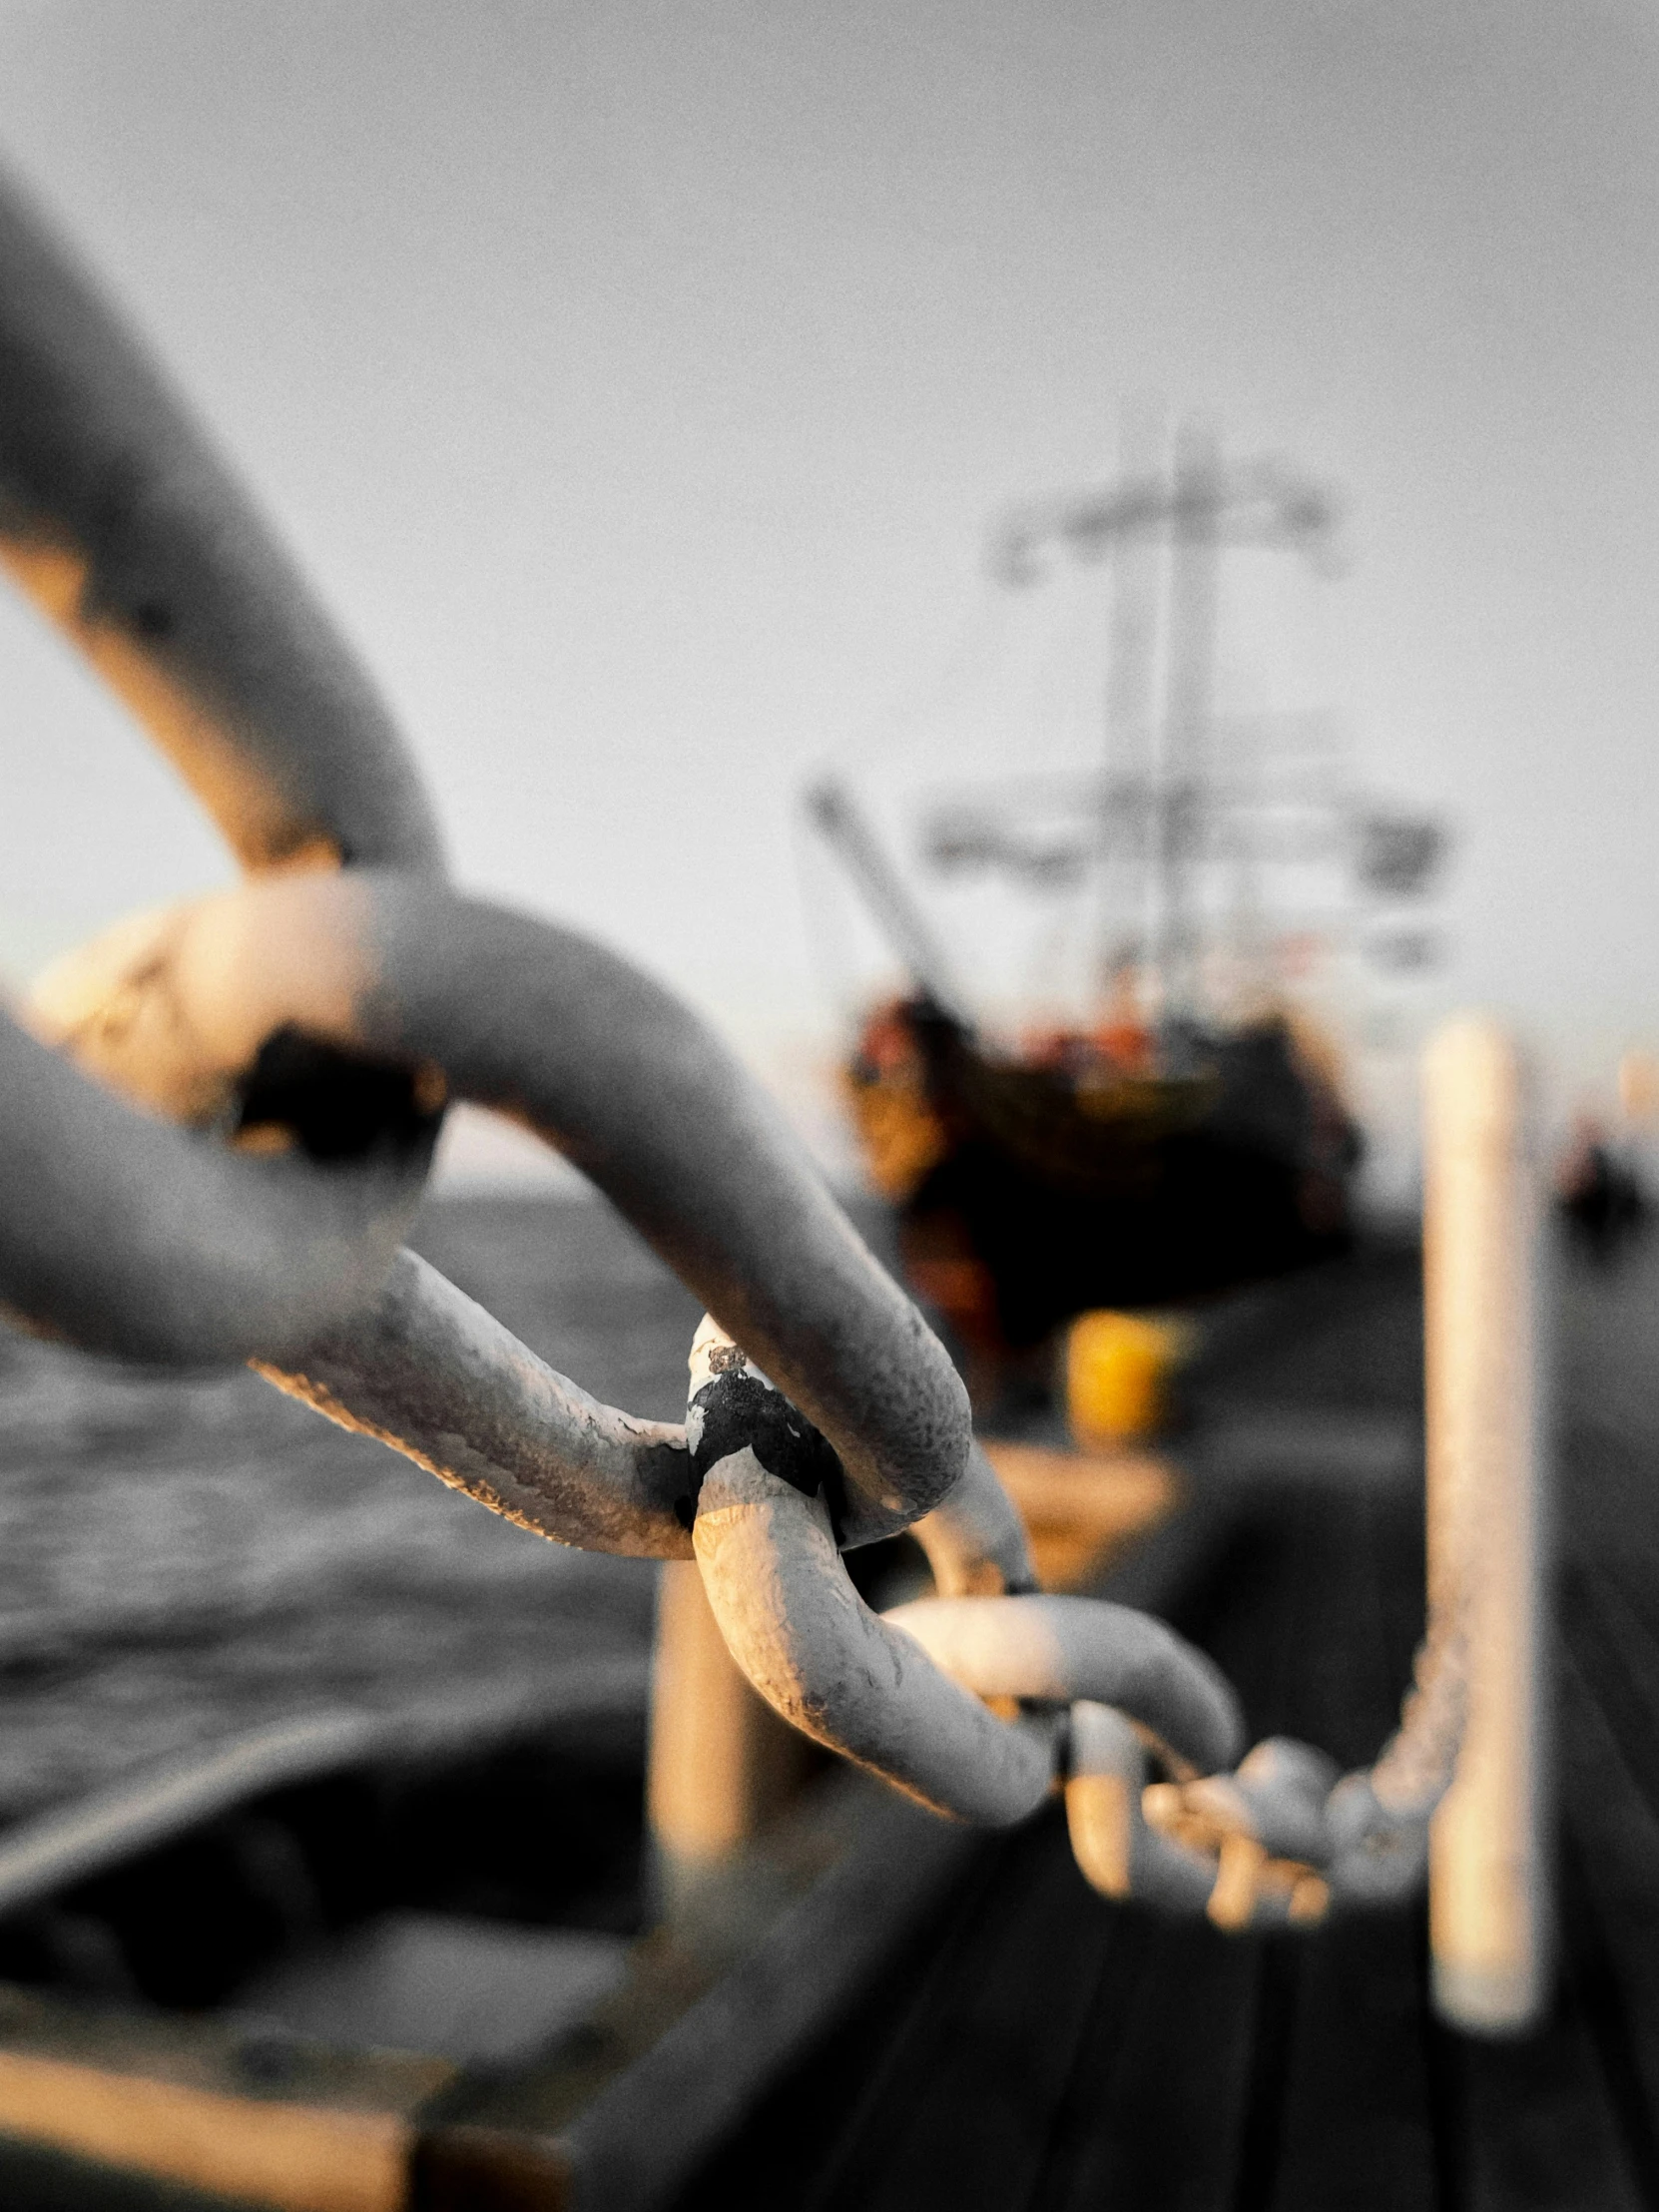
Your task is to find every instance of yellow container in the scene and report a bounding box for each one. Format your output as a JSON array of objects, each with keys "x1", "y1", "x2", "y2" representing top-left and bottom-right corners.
[{"x1": 1065, "y1": 1310, "x2": 1188, "y2": 1446}]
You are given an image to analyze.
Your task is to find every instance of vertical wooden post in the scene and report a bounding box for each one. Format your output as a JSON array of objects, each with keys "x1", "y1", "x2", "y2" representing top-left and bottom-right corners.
[
  {"x1": 646, "y1": 1561, "x2": 811, "y2": 1923},
  {"x1": 1422, "y1": 1018, "x2": 1548, "y2": 2032}
]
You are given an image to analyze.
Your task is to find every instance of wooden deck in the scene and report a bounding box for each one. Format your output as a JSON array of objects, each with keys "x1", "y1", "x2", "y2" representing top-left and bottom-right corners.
[
  {"x1": 658, "y1": 1239, "x2": 1659, "y2": 2212},
  {"x1": 4, "y1": 1235, "x2": 1659, "y2": 2209}
]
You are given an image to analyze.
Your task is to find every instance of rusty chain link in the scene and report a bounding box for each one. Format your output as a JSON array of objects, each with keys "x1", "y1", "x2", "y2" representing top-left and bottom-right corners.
[{"x1": 0, "y1": 176, "x2": 1462, "y2": 1934}]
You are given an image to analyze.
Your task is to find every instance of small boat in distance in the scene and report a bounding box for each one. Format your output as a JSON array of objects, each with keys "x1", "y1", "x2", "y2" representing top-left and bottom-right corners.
[{"x1": 808, "y1": 424, "x2": 1446, "y2": 1396}]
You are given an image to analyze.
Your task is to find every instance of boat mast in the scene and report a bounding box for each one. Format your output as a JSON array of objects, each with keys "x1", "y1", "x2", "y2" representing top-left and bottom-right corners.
[
  {"x1": 1148, "y1": 422, "x2": 1221, "y2": 1032},
  {"x1": 992, "y1": 437, "x2": 1336, "y2": 1045},
  {"x1": 1101, "y1": 404, "x2": 1162, "y2": 1016}
]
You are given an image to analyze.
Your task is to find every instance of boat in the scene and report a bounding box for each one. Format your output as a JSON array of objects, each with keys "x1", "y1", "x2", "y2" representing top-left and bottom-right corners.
[{"x1": 807, "y1": 423, "x2": 1447, "y2": 1397}]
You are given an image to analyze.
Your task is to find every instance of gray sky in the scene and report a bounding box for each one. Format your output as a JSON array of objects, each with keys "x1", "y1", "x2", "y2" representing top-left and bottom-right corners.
[{"x1": 0, "y1": 0, "x2": 1654, "y2": 1174}]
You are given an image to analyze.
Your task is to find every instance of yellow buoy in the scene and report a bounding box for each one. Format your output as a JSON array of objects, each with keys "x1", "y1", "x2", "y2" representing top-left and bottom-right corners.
[{"x1": 1065, "y1": 1310, "x2": 1188, "y2": 1445}]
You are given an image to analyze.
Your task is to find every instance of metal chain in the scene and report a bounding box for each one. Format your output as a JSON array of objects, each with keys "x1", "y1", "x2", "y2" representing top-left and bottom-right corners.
[
  {"x1": 684, "y1": 1322, "x2": 1463, "y2": 1929},
  {"x1": 0, "y1": 177, "x2": 1461, "y2": 1936}
]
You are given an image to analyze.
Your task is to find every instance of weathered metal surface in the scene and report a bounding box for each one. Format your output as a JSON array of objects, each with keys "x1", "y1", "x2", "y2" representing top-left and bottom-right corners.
[
  {"x1": 0, "y1": 170, "x2": 1484, "y2": 1944},
  {"x1": 1064, "y1": 1699, "x2": 1217, "y2": 1912},
  {"x1": 0, "y1": 178, "x2": 1554, "y2": 2212},
  {"x1": 0, "y1": 179, "x2": 442, "y2": 876},
  {"x1": 24, "y1": 874, "x2": 973, "y2": 1548},
  {"x1": 10, "y1": 814, "x2": 1483, "y2": 1908},
  {"x1": 910, "y1": 1443, "x2": 1039, "y2": 1597},
  {"x1": 684, "y1": 1316, "x2": 1239, "y2": 1831},
  {"x1": 0, "y1": 174, "x2": 441, "y2": 1367},
  {"x1": 974, "y1": 1439, "x2": 1176, "y2": 1593},
  {"x1": 885, "y1": 1593, "x2": 1240, "y2": 1770},
  {"x1": 685, "y1": 1320, "x2": 1057, "y2": 1824},
  {"x1": 0, "y1": 1010, "x2": 427, "y2": 1365},
  {"x1": 263, "y1": 1249, "x2": 692, "y2": 1560}
]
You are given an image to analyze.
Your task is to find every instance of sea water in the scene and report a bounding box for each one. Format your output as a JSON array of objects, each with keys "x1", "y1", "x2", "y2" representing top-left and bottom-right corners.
[{"x1": 0, "y1": 1196, "x2": 699, "y2": 1820}]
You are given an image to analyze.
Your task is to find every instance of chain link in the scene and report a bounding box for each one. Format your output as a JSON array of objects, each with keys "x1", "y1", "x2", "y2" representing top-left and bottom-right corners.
[{"x1": 0, "y1": 178, "x2": 1461, "y2": 1936}]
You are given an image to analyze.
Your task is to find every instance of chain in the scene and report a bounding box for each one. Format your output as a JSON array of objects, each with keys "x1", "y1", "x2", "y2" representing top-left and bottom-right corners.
[
  {"x1": 683, "y1": 1322, "x2": 1461, "y2": 1927},
  {"x1": 0, "y1": 180, "x2": 1461, "y2": 1936}
]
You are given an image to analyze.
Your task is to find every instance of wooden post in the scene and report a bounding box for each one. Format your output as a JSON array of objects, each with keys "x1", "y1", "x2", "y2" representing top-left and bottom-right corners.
[
  {"x1": 1422, "y1": 1018, "x2": 1548, "y2": 2032},
  {"x1": 646, "y1": 1562, "x2": 812, "y2": 1923}
]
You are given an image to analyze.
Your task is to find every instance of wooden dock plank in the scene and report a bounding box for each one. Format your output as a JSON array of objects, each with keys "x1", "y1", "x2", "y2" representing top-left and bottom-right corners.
[
  {"x1": 1448, "y1": 1980, "x2": 1646, "y2": 2212},
  {"x1": 1265, "y1": 1908, "x2": 1441, "y2": 2212},
  {"x1": 1243, "y1": 1481, "x2": 1440, "y2": 2212},
  {"x1": 1434, "y1": 1593, "x2": 1650, "y2": 2212},
  {"x1": 798, "y1": 1814, "x2": 1123, "y2": 2212},
  {"x1": 1028, "y1": 1911, "x2": 1263, "y2": 2212},
  {"x1": 1547, "y1": 1643, "x2": 1659, "y2": 2185},
  {"x1": 663, "y1": 1840, "x2": 1008, "y2": 2212}
]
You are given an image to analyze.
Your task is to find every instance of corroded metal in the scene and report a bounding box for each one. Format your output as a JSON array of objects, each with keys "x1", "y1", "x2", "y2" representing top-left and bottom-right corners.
[
  {"x1": 884, "y1": 1593, "x2": 1240, "y2": 1775},
  {"x1": 0, "y1": 178, "x2": 442, "y2": 875},
  {"x1": 0, "y1": 169, "x2": 973, "y2": 1545},
  {"x1": 25, "y1": 876, "x2": 972, "y2": 1544},
  {"x1": 261, "y1": 1249, "x2": 693, "y2": 1559},
  {"x1": 0, "y1": 172, "x2": 440, "y2": 1359},
  {"x1": 910, "y1": 1443, "x2": 1040, "y2": 1598},
  {"x1": 679, "y1": 1311, "x2": 1481, "y2": 1922},
  {"x1": 0, "y1": 1008, "x2": 425, "y2": 1365},
  {"x1": 0, "y1": 169, "x2": 1490, "y2": 1940},
  {"x1": 684, "y1": 1315, "x2": 1250, "y2": 1835},
  {"x1": 683, "y1": 1321, "x2": 1058, "y2": 1826}
]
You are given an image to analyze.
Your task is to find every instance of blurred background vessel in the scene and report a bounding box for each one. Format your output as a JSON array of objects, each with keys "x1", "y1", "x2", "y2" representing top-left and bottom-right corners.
[{"x1": 806, "y1": 422, "x2": 1450, "y2": 1407}]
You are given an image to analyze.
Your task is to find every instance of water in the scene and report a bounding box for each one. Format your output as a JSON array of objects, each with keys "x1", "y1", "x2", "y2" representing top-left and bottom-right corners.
[{"x1": 0, "y1": 1195, "x2": 707, "y2": 1821}]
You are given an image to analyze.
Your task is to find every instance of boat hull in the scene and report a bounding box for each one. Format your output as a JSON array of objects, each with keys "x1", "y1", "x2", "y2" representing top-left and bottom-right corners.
[{"x1": 851, "y1": 1002, "x2": 1359, "y2": 1355}]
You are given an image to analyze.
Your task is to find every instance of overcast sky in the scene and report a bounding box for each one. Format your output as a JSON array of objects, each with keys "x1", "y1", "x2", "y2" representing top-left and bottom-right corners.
[{"x1": 0, "y1": 1, "x2": 1653, "y2": 1177}]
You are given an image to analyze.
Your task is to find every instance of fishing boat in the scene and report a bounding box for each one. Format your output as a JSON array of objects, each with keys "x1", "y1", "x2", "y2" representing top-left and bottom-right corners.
[{"x1": 808, "y1": 424, "x2": 1447, "y2": 1393}]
